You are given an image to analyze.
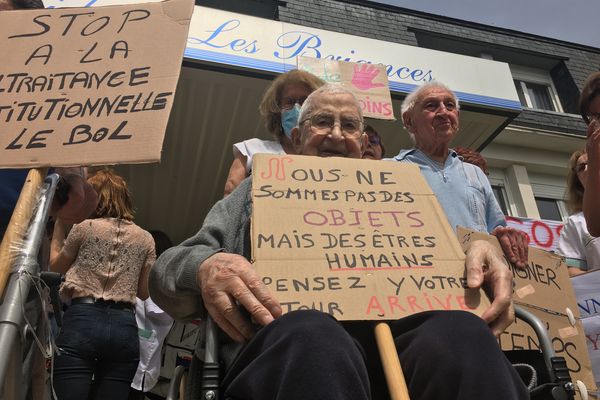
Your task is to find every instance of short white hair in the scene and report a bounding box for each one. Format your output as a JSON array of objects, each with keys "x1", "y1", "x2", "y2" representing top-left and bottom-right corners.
[
  {"x1": 401, "y1": 81, "x2": 460, "y2": 116},
  {"x1": 400, "y1": 81, "x2": 460, "y2": 143},
  {"x1": 298, "y1": 84, "x2": 363, "y2": 128}
]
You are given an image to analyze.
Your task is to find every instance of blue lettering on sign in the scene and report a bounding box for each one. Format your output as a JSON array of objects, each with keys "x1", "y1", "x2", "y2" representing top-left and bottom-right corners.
[
  {"x1": 186, "y1": 17, "x2": 434, "y2": 83},
  {"x1": 579, "y1": 298, "x2": 600, "y2": 316},
  {"x1": 188, "y1": 20, "x2": 259, "y2": 54},
  {"x1": 273, "y1": 31, "x2": 433, "y2": 83},
  {"x1": 274, "y1": 31, "x2": 322, "y2": 59}
]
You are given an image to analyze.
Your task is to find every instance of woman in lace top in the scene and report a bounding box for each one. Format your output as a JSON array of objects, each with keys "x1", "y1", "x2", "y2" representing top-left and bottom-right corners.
[{"x1": 50, "y1": 169, "x2": 156, "y2": 400}]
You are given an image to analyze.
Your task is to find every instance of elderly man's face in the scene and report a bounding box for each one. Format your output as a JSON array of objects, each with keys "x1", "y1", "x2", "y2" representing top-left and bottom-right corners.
[
  {"x1": 292, "y1": 92, "x2": 366, "y2": 159},
  {"x1": 403, "y1": 87, "x2": 459, "y2": 150}
]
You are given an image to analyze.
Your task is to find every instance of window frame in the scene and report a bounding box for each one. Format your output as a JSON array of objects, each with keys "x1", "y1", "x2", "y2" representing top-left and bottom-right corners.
[
  {"x1": 510, "y1": 65, "x2": 564, "y2": 113},
  {"x1": 488, "y1": 168, "x2": 516, "y2": 216},
  {"x1": 533, "y1": 196, "x2": 566, "y2": 222},
  {"x1": 529, "y1": 171, "x2": 569, "y2": 222}
]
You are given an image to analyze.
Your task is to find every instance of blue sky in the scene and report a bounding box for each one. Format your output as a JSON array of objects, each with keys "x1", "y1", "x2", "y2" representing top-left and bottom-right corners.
[{"x1": 374, "y1": 0, "x2": 600, "y2": 49}]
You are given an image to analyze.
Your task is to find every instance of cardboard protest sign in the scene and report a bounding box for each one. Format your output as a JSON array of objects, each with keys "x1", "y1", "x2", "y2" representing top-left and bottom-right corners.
[
  {"x1": 251, "y1": 154, "x2": 489, "y2": 321},
  {"x1": 0, "y1": 0, "x2": 194, "y2": 168},
  {"x1": 458, "y1": 227, "x2": 596, "y2": 398},
  {"x1": 297, "y1": 57, "x2": 394, "y2": 120},
  {"x1": 572, "y1": 270, "x2": 600, "y2": 390}
]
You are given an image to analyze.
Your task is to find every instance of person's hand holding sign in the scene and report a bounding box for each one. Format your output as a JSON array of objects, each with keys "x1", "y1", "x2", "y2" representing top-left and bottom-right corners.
[
  {"x1": 198, "y1": 252, "x2": 282, "y2": 342},
  {"x1": 465, "y1": 240, "x2": 514, "y2": 337},
  {"x1": 492, "y1": 226, "x2": 528, "y2": 269}
]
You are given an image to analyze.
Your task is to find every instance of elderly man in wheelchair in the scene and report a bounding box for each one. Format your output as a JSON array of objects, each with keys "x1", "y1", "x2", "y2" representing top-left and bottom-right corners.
[{"x1": 149, "y1": 84, "x2": 529, "y2": 400}]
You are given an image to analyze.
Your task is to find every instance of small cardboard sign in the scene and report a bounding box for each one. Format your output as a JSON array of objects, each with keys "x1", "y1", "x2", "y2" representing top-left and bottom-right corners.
[
  {"x1": 0, "y1": 0, "x2": 194, "y2": 168},
  {"x1": 458, "y1": 227, "x2": 596, "y2": 398},
  {"x1": 251, "y1": 154, "x2": 489, "y2": 321},
  {"x1": 297, "y1": 57, "x2": 394, "y2": 120}
]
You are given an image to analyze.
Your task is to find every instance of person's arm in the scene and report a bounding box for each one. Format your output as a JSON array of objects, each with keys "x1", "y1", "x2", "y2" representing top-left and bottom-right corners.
[
  {"x1": 137, "y1": 238, "x2": 156, "y2": 301},
  {"x1": 557, "y1": 216, "x2": 588, "y2": 276},
  {"x1": 584, "y1": 122, "x2": 600, "y2": 236},
  {"x1": 49, "y1": 219, "x2": 78, "y2": 274},
  {"x1": 464, "y1": 239, "x2": 514, "y2": 337},
  {"x1": 149, "y1": 200, "x2": 232, "y2": 321},
  {"x1": 151, "y1": 180, "x2": 261, "y2": 305},
  {"x1": 223, "y1": 152, "x2": 249, "y2": 197}
]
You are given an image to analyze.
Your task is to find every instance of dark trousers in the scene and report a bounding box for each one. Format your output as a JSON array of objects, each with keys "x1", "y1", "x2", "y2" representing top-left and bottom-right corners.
[
  {"x1": 222, "y1": 310, "x2": 528, "y2": 400},
  {"x1": 53, "y1": 302, "x2": 140, "y2": 400}
]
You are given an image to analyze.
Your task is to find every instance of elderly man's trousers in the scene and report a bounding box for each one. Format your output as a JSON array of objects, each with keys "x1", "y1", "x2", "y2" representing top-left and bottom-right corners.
[{"x1": 221, "y1": 309, "x2": 528, "y2": 400}]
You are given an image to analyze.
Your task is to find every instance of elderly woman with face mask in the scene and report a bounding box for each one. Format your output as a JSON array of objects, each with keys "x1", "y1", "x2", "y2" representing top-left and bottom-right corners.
[{"x1": 223, "y1": 70, "x2": 324, "y2": 196}]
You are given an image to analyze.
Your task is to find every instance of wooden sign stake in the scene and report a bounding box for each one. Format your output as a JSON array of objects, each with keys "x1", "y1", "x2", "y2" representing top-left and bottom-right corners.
[{"x1": 375, "y1": 322, "x2": 411, "y2": 400}]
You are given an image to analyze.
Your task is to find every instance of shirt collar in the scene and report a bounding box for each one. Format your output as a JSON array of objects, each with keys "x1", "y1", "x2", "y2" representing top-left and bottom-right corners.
[{"x1": 393, "y1": 148, "x2": 457, "y2": 162}]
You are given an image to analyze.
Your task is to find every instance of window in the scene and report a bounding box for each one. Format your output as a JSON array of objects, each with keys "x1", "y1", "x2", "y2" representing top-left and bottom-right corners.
[
  {"x1": 514, "y1": 80, "x2": 559, "y2": 111},
  {"x1": 491, "y1": 185, "x2": 509, "y2": 216},
  {"x1": 535, "y1": 197, "x2": 562, "y2": 221},
  {"x1": 510, "y1": 65, "x2": 563, "y2": 112}
]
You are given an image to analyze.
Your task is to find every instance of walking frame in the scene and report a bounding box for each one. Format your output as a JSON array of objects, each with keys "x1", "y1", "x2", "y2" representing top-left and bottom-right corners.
[{"x1": 0, "y1": 171, "x2": 59, "y2": 399}]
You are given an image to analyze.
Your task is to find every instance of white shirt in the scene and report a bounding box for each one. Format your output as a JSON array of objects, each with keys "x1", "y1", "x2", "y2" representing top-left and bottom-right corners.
[
  {"x1": 131, "y1": 298, "x2": 174, "y2": 392},
  {"x1": 557, "y1": 212, "x2": 600, "y2": 271},
  {"x1": 233, "y1": 138, "x2": 284, "y2": 171}
]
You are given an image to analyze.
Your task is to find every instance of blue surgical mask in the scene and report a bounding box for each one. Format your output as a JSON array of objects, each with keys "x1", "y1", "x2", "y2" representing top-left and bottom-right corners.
[{"x1": 281, "y1": 103, "x2": 302, "y2": 139}]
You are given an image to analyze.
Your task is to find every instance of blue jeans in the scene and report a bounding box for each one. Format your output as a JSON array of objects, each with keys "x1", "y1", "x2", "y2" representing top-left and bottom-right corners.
[{"x1": 53, "y1": 302, "x2": 139, "y2": 400}]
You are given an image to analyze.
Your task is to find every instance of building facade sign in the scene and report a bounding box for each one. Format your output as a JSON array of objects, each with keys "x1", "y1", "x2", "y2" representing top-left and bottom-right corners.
[
  {"x1": 44, "y1": 1, "x2": 521, "y2": 112},
  {"x1": 185, "y1": 6, "x2": 521, "y2": 111}
]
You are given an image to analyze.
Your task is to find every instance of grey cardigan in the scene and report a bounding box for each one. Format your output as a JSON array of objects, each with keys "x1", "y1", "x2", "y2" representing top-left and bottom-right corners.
[{"x1": 148, "y1": 178, "x2": 254, "y2": 321}]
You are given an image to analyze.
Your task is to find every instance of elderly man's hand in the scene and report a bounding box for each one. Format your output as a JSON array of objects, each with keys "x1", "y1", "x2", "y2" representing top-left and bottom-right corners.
[
  {"x1": 492, "y1": 226, "x2": 528, "y2": 269},
  {"x1": 198, "y1": 252, "x2": 282, "y2": 342},
  {"x1": 466, "y1": 240, "x2": 514, "y2": 336}
]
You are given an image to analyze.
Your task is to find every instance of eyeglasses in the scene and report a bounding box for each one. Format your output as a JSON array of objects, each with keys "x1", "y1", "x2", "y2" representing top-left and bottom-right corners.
[
  {"x1": 300, "y1": 113, "x2": 363, "y2": 136},
  {"x1": 574, "y1": 162, "x2": 588, "y2": 173},
  {"x1": 280, "y1": 96, "x2": 308, "y2": 110}
]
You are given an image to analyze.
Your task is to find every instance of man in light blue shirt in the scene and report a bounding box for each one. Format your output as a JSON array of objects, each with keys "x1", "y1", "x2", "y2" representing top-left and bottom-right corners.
[{"x1": 389, "y1": 82, "x2": 528, "y2": 268}]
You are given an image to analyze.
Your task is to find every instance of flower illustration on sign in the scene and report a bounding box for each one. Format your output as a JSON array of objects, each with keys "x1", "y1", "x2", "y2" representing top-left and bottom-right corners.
[{"x1": 351, "y1": 64, "x2": 385, "y2": 91}]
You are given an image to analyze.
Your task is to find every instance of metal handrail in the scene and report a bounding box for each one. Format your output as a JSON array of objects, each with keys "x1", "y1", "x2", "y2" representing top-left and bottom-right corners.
[{"x1": 0, "y1": 174, "x2": 58, "y2": 398}]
